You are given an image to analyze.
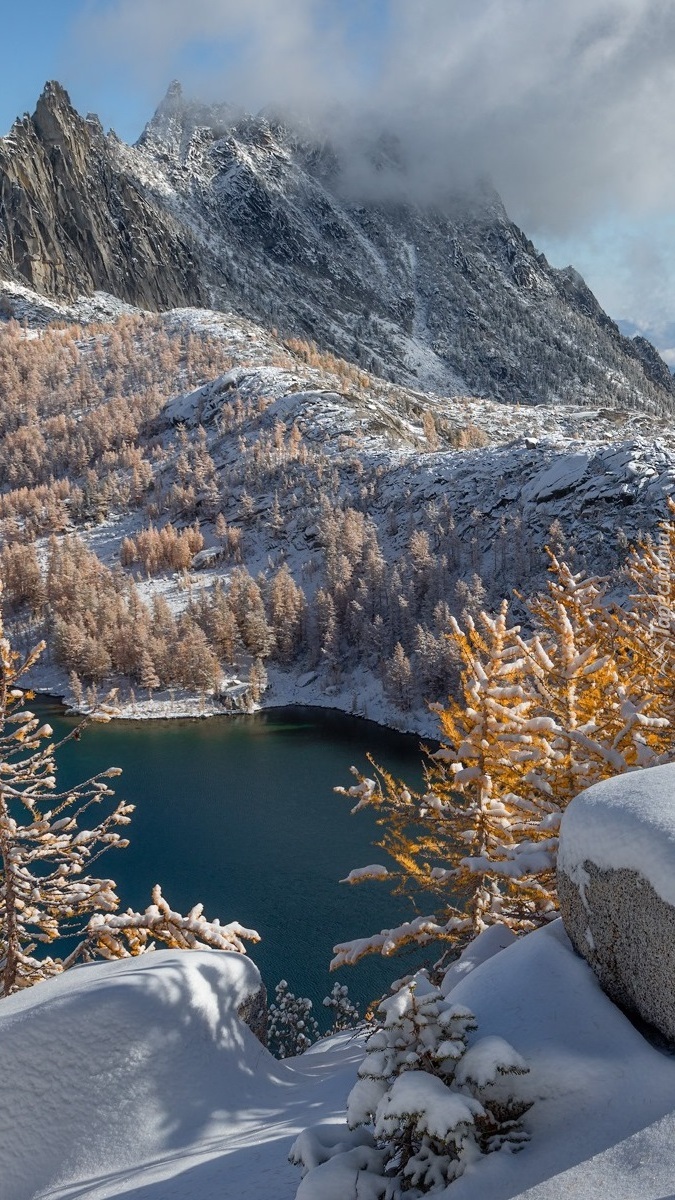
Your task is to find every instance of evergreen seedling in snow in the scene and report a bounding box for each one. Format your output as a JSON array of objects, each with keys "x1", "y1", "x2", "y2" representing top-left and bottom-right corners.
[
  {"x1": 268, "y1": 980, "x2": 319, "y2": 1058},
  {"x1": 291, "y1": 970, "x2": 531, "y2": 1196},
  {"x1": 322, "y1": 981, "x2": 360, "y2": 1032}
]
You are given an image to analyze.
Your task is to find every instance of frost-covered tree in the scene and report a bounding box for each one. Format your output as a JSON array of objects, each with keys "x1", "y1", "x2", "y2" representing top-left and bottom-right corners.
[
  {"x1": 268, "y1": 563, "x2": 306, "y2": 663},
  {"x1": 291, "y1": 971, "x2": 531, "y2": 1196},
  {"x1": 322, "y1": 981, "x2": 360, "y2": 1032},
  {"x1": 332, "y1": 602, "x2": 557, "y2": 970},
  {"x1": 248, "y1": 657, "x2": 268, "y2": 704},
  {"x1": 335, "y1": 549, "x2": 673, "y2": 975},
  {"x1": 268, "y1": 980, "x2": 320, "y2": 1058},
  {"x1": 0, "y1": 626, "x2": 131, "y2": 993},
  {"x1": 611, "y1": 501, "x2": 675, "y2": 740},
  {"x1": 138, "y1": 649, "x2": 160, "y2": 697},
  {"x1": 0, "y1": 614, "x2": 259, "y2": 996},
  {"x1": 383, "y1": 642, "x2": 413, "y2": 711},
  {"x1": 85, "y1": 884, "x2": 258, "y2": 960},
  {"x1": 522, "y1": 551, "x2": 668, "y2": 804}
]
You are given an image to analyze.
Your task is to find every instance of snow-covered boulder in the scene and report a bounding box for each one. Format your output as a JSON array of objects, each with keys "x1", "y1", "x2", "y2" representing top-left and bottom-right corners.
[
  {"x1": 0, "y1": 950, "x2": 274, "y2": 1200},
  {"x1": 557, "y1": 763, "x2": 675, "y2": 1042}
]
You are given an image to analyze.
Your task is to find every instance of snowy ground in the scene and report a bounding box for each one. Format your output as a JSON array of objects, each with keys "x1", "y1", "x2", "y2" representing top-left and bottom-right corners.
[
  {"x1": 3, "y1": 926, "x2": 675, "y2": 1200},
  {"x1": 0, "y1": 951, "x2": 364, "y2": 1200}
]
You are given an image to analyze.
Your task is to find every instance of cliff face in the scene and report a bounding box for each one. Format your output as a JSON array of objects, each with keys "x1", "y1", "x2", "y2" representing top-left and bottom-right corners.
[
  {"x1": 0, "y1": 80, "x2": 673, "y2": 412},
  {"x1": 0, "y1": 82, "x2": 206, "y2": 310}
]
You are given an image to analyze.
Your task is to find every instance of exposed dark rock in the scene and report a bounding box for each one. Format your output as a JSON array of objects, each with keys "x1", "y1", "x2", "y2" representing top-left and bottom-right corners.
[
  {"x1": 559, "y1": 863, "x2": 675, "y2": 1044},
  {"x1": 558, "y1": 764, "x2": 675, "y2": 1045},
  {"x1": 631, "y1": 335, "x2": 675, "y2": 390},
  {"x1": 238, "y1": 979, "x2": 268, "y2": 1047},
  {"x1": 0, "y1": 82, "x2": 206, "y2": 309}
]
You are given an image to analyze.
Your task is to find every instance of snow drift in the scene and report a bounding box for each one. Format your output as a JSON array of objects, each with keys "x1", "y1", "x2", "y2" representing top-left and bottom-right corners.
[
  {"x1": 4, "y1": 922, "x2": 675, "y2": 1198},
  {"x1": 0, "y1": 950, "x2": 361, "y2": 1200}
]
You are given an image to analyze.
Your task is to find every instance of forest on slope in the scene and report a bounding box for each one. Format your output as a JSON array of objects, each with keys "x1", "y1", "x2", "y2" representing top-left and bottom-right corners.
[{"x1": 0, "y1": 301, "x2": 673, "y2": 729}]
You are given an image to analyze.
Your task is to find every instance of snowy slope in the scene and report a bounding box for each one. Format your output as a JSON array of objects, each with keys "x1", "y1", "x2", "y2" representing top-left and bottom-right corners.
[
  {"x1": 3, "y1": 928, "x2": 675, "y2": 1199},
  {"x1": 4, "y1": 294, "x2": 673, "y2": 734},
  {"x1": 446, "y1": 922, "x2": 675, "y2": 1200},
  {"x1": 0, "y1": 951, "x2": 363, "y2": 1200}
]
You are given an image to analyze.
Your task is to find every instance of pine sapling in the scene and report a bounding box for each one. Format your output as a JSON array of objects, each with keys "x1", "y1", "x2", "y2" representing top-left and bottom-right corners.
[
  {"x1": 322, "y1": 981, "x2": 361, "y2": 1032},
  {"x1": 268, "y1": 980, "x2": 319, "y2": 1058},
  {"x1": 292, "y1": 971, "x2": 532, "y2": 1197}
]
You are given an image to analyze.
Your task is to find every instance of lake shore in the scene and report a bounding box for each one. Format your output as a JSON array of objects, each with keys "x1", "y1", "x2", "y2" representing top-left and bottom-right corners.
[{"x1": 26, "y1": 659, "x2": 440, "y2": 740}]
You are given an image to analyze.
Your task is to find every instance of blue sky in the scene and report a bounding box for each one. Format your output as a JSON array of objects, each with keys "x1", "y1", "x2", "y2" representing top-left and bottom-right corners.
[
  {"x1": 2, "y1": 2, "x2": 169, "y2": 144},
  {"x1": 0, "y1": 0, "x2": 392, "y2": 145},
  {"x1": 2, "y1": 0, "x2": 675, "y2": 347}
]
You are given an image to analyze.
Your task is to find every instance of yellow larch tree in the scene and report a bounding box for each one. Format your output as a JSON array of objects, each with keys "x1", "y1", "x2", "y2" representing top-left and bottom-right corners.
[
  {"x1": 610, "y1": 499, "x2": 675, "y2": 742},
  {"x1": 521, "y1": 551, "x2": 668, "y2": 812},
  {"x1": 331, "y1": 602, "x2": 558, "y2": 971},
  {"x1": 335, "y1": 544, "x2": 673, "y2": 982}
]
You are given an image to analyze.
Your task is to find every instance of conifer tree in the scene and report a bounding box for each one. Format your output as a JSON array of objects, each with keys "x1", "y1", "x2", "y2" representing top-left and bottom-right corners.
[
  {"x1": 332, "y1": 603, "x2": 557, "y2": 970},
  {"x1": 293, "y1": 972, "x2": 531, "y2": 1196},
  {"x1": 384, "y1": 642, "x2": 413, "y2": 710},
  {"x1": 335, "y1": 546, "x2": 673, "y2": 979},
  {"x1": 85, "y1": 885, "x2": 258, "y2": 960},
  {"x1": 322, "y1": 981, "x2": 360, "y2": 1032},
  {"x1": 138, "y1": 649, "x2": 160, "y2": 697},
  {"x1": 0, "y1": 628, "x2": 131, "y2": 994},
  {"x1": 248, "y1": 657, "x2": 268, "y2": 704},
  {"x1": 268, "y1": 980, "x2": 319, "y2": 1058},
  {"x1": 611, "y1": 501, "x2": 675, "y2": 740},
  {"x1": 268, "y1": 563, "x2": 306, "y2": 663},
  {"x1": 521, "y1": 551, "x2": 667, "y2": 807}
]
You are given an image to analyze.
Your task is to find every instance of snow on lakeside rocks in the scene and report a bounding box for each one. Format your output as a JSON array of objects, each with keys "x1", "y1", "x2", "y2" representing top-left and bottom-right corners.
[
  {"x1": 446, "y1": 921, "x2": 675, "y2": 1200},
  {"x1": 296, "y1": 923, "x2": 675, "y2": 1200},
  {"x1": 558, "y1": 764, "x2": 675, "y2": 905},
  {"x1": 0, "y1": 949, "x2": 366, "y2": 1200},
  {"x1": 558, "y1": 763, "x2": 675, "y2": 1042}
]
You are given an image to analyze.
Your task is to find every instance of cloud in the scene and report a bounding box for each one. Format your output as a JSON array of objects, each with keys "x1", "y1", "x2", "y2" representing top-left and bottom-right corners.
[{"x1": 71, "y1": 0, "x2": 675, "y2": 234}]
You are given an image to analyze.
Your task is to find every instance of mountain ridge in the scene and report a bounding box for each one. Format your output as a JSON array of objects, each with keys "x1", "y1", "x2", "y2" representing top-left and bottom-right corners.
[{"x1": 0, "y1": 80, "x2": 673, "y2": 412}]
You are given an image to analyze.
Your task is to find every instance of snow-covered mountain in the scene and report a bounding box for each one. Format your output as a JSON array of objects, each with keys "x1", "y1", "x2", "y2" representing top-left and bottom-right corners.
[
  {"x1": 617, "y1": 317, "x2": 675, "y2": 371},
  {"x1": 1, "y1": 81, "x2": 673, "y2": 411}
]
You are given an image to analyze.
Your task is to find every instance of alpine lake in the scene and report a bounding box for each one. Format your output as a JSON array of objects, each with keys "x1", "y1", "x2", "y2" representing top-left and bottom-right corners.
[{"x1": 32, "y1": 697, "x2": 435, "y2": 1028}]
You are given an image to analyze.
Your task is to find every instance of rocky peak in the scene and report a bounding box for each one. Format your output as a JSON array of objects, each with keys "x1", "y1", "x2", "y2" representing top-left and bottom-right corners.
[
  {"x1": 138, "y1": 80, "x2": 240, "y2": 163},
  {"x1": 31, "y1": 81, "x2": 94, "y2": 179},
  {"x1": 165, "y1": 79, "x2": 184, "y2": 104},
  {"x1": 0, "y1": 81, "x2": 674, "y2": 413},
  {"x1": 0, "y1": 80, "x2": 207, "y2": 308},
  {"x1": 33, "y1": 81, "x2": 79, "y2": 145}
]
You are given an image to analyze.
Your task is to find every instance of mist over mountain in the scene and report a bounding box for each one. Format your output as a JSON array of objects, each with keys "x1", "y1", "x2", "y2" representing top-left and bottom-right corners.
[{"x1": 0, "y1": 80, "x2": 673, "y2": 411}]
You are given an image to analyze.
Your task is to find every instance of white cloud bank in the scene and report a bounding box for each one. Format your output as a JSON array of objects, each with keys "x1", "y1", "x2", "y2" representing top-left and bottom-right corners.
[{"x1": 71, "y1": 0, "x2": 675, "y2": 325}]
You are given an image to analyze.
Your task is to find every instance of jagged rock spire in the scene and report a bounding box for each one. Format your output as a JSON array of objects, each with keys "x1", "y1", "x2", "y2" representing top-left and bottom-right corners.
[{"x1": 0, "y1": 80, "x2": 207, "y2": 308}]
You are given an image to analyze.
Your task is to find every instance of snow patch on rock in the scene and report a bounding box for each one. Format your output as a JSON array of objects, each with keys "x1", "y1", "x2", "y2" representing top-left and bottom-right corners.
[{"x1": 558, "y1": 763, "x2": 675, "y2": 906}]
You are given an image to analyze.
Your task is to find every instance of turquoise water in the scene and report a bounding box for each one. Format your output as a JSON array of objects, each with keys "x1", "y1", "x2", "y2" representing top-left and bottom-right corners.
[{"x1": 33, "y1": 699, "x2": 435, "y2": 1024}]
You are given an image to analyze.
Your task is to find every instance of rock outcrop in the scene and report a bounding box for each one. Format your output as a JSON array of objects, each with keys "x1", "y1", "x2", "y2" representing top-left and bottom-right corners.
[
  {"x1": 0, "y1": 82, "x2": 206, "y2": 310},
  {"x1": 1, "y1": 80, "x2": 674, "y2": 412},
  {"x1": 238, "y1": 979, "x2": 268, "y2": 1046},
  {"x1": 558, "y1": 764, "x2": 675, "y2": 1042}
]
